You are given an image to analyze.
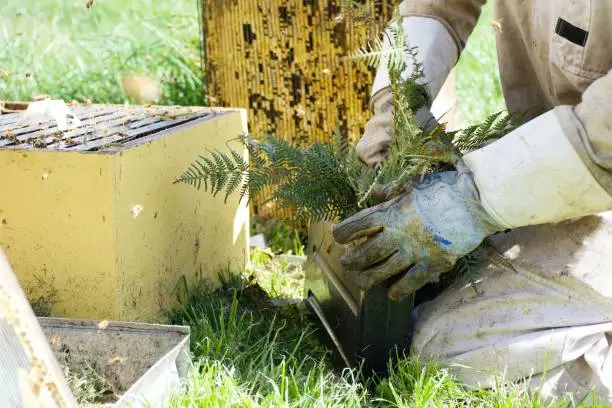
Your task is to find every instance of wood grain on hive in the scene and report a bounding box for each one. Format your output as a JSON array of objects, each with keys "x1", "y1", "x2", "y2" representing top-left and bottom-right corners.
[{"x1": 202, "y1": 0, "x2": 396, "y2": 218}]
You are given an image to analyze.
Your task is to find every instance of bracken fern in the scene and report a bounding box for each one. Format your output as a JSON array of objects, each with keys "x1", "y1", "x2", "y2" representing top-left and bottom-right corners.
[
  {"x1": 174, "y1": 33, "x2": 519, "y2": 223},
  {"x1": 174, "y1": 11, "x2": 523, "y2": 289}
]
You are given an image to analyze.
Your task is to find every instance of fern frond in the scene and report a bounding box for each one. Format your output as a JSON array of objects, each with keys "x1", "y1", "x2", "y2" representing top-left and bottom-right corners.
[
  {"x1": 454, "y1": 111, "x2": 522, "y2": 152},
  {"x1": 174, "y1": 148, "x2": 250, "y2": 204},
  {"x1": 225, "y1": 171, "x2": 244, "y2": 202},
  {"x1": 259, "y1": 135, "x2": 304, "y2": 168},
  {"x1": 176, "y1": 20, "x2": 524, "y2": 227},
  {"x1": 174, "y1": 11, "x2": 531, "y2": 303},
  {"x1": 481, "y1": 238, "x2": 517, "y2": 273},
  {"x1": 452, "y1": 253, "x2": 481, "y2": 296},
  {"x1": 402, "y1": 45, "x2": 425, "y2": 82},
  {"x1": 230, "y1": 149, "x2": 247, "y2": 168},
  {"x1": 345, "y1": 36, "x2": 405, "y2": 71}
]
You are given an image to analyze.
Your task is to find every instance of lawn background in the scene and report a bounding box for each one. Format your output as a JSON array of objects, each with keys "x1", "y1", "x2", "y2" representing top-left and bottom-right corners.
[{"x1": 0, "y1": 0, "x2": 504, "y2": 125}]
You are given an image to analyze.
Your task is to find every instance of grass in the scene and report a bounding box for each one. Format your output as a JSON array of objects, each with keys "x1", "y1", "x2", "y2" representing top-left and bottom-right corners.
[
  {"x1": 165, "y1": 220, "x2": 582, "y2": 407},
  {"x1": 167, "y1": 275, "x2": 366, "y2": 407},
  {"x1": 455, "y1": 3, "x2": 506, "y2": 126},
  {"x1": 0, "y1": 0, "x2": 501, "y2": 120},
  {"x1": 0, "y1": 0, "x2": 205, "y2": 106},
  {"x1": 163, "y1": 217, "x2": 592, "y2": 407},
  {"x1": 62, "y1": 360, "x2": 117, "y2": 404},
  {"x1": 250, "y1": 217, "x2": 306, "y2": 256},
  {"x1": 0, "y1": 0, "x2": 500, "y2": 116},
  {"x1": 165, "y1": 267, "x2": 582, "y2": 407}
]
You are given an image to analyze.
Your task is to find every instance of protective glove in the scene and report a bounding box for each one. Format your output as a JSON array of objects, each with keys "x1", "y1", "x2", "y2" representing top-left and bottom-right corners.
[
  {"x1": 337, "y1": 101, "x2": 612, "y2": 301},
  {"x1": 356, "y1": 16, "x2": 458, "y2": 168},
  {"x1": 356, "y1": 87, "x2": 438, "y2": 168},
  {"x1": 333, "y1": 162, "x2": 505, "y2": 301}
]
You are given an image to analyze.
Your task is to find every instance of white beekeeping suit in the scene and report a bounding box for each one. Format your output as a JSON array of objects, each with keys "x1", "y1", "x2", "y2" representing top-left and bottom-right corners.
[{"x1": 348, "y1": 0, "x2": 612, "y2": 402}]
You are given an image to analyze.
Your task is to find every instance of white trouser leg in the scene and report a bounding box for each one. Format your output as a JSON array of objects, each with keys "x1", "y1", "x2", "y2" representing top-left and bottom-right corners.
[{"x1": 411, "y1": 212, "x2": 612, "y2": 403}]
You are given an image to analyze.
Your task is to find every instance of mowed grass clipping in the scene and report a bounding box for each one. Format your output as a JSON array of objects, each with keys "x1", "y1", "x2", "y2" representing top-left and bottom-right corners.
[{"x1": 0, "y1": 0, "x2": 205, "y2": 106}]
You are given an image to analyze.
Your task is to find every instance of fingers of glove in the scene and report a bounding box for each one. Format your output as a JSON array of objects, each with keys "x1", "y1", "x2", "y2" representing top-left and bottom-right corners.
[
  {"x1": 388, "y1": 262, "x2": 452, "y2": 301},
  {"x1": 414, "y1": 106, "x2": 438, "y2": 132},
  {"x1": 355, "y1": 252, "x2": 414, "y2": 290},
  {"x1": 341, "y1": 233, "x2": 396, "y2": 271},
  {"x1": 370, "y1": 183, "x2": 392, "y2": 202},
  {"x1": 333, "y1": 193, "x2": 406, "y2": 244},
  {"x1": 356, "y1": 111, "x2": 393, "y2": 168},
  {"x1": 333, "y1": 210, "x2": 383, "y2": 246},
  {"x1": 371, "y1": 181, "x2": 416, "y2": 203},
  {"x1": 360, "y1": 150, "x2": 389, "y2": 170}
]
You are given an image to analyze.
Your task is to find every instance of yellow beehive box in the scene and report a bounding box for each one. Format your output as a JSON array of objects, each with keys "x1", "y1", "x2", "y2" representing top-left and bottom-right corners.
[{"x1": 0, "y1": 104, "x2": 249, "y2": 322}]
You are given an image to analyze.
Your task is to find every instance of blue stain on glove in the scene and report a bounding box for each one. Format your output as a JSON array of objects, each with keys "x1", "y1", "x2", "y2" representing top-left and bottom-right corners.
[{"x1": 433, "y1": 235, "x2": 452, "y2": 246}]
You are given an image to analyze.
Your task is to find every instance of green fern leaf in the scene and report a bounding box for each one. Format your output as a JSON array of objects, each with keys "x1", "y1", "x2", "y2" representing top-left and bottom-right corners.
[{"x1": 224, "y1": 170, "x2": 245, "y2": 203}]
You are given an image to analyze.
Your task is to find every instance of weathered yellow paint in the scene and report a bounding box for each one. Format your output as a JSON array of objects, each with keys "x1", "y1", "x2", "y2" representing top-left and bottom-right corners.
[
  {"x1": 0, "y1": 149, "x2": 117, "y2": 318},
  {"x1": 111, "y1": 111, "x2": 250, "y2": 321},
  {"x1": 0, "y1": 110, "x2": 249, "y2": 322}
]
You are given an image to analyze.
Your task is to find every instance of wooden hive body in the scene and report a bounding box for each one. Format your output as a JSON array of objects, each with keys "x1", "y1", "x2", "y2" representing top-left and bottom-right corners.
[{"x1": 0, "y1": 105, "x2": 249, "y2": 321}]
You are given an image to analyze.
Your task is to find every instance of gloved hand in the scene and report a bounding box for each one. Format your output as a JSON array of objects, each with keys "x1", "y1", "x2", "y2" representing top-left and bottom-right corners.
[
  {"x1": 356, "y1": 87, "x2": 438, "y2": 168},
  {"x1": 357, "y1": 16, "x2": 459, "y2": 168},
  {"x1": 332, "y1": 162, "x2": 504, "y2": 301}
]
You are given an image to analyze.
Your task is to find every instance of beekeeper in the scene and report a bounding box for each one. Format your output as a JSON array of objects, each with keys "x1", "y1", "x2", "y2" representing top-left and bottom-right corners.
[{"x1": 334, "y1": 0, "x2": 612, "y2": 402}]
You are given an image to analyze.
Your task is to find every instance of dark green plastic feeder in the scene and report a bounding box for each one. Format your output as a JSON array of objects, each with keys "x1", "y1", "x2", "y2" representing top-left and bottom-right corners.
[{"x1": 303, "y1": 222, "x2": 416, "y2": 376}]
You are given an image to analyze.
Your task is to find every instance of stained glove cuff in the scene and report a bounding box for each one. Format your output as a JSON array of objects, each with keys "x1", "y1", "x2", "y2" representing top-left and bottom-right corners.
[
  {"x1": 370, "y1": 87, "x2": 394, "y2": 114},
  {"x1": 371, "y1": 16, "x2": 458, "y2": 107}
]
